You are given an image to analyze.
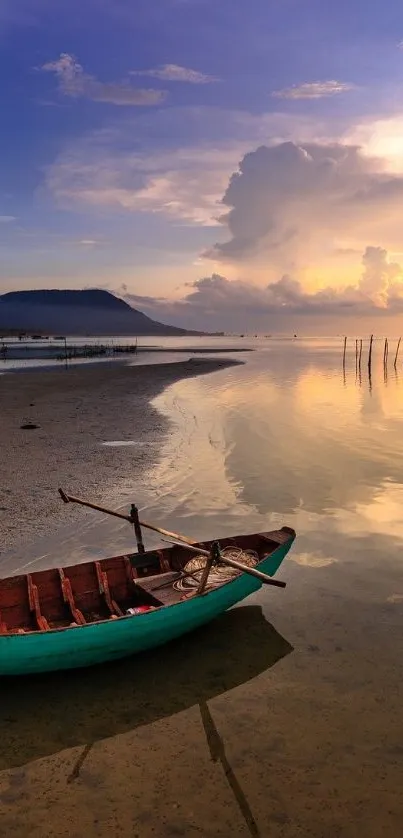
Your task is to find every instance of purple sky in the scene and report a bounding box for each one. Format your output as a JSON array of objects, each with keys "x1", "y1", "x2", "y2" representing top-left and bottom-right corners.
[{"x1": 1, "y1": 0, "x2": 403, "y2": 330}]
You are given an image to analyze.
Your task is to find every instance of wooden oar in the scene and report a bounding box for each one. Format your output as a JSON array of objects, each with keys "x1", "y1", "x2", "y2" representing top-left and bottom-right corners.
[
  {"x1": 58, "y1": 489, "x2": 286, "y2": 589},
  {"x1": 58, "y1": 489, "x2": 195, "y2": 545},
  {"x1": 216, "y1": 552, "x2": 286, "y2": 589},
  {"x1": 163, "y1": 537, "x2": 286, "y2": 589}
]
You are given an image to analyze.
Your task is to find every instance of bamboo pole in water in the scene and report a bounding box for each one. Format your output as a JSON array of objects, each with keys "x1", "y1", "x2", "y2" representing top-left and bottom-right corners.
[
  {"x1": 368, "y1": 334, "x2": 373, "y2": 372},
  {"x1": 394, "y1": 337, "x2": 401, "y2": 369}
]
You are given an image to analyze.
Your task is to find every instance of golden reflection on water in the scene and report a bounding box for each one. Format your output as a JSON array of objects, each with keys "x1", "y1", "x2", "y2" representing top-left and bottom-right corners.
[
  {"x1": 290, "y1": 551, "x2": 337, "y2": 568},
  {"x1": 147, "y1": 352, "x2": 403, "y2": 553}
]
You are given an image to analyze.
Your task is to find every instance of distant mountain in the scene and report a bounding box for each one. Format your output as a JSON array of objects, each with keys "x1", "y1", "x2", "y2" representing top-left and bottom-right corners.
[{"x1": 0, "y1": 289, "x2": 199, "y2": 336}]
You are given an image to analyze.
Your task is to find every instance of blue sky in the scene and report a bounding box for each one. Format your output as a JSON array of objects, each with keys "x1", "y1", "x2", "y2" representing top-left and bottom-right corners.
[{"x1": 2, "y1": 0, "x2": 403, "y2": 329}]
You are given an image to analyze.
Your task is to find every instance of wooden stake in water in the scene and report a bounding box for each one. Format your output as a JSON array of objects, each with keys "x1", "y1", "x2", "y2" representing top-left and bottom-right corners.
[
  {"x1": 355, "y1": 339, "x2": 358, "y2": 371},
  {"x1": 394, "y1": 337, "x2": 401, "y2": 369},
  {"x1": 368, "y1": 334, "x2": 373, "y2": 372},
  {"x1": 343, "y1": 336, "x2": 347, "y2": 366},
  {"x1": 359, "y1": 339, "x2": 363, "y2": 369},
  {"x1": 383, "y1": 338, "x2": 388, "y2": 367}
]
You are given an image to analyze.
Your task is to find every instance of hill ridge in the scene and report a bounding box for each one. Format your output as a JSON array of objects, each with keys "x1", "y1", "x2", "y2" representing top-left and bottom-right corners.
[{"x1": 0, "y1": 288, "x2": 199, "y2": 336}]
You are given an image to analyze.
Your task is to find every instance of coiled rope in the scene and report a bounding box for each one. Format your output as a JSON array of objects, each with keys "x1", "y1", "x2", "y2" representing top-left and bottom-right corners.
[{"x1": 173, "y1": 546, "x2": 259, "y2": 592}]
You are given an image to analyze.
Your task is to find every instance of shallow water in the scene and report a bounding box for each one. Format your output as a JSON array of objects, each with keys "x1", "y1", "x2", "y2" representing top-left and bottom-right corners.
[{"x1": 1, "y1": 340, "x2": 403, "y2": 836}]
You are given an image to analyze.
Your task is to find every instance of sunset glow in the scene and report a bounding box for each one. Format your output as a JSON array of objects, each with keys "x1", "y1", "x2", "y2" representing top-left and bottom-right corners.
[{"x1": 2, "y1": 1, "x2": 403, "y2": 331}]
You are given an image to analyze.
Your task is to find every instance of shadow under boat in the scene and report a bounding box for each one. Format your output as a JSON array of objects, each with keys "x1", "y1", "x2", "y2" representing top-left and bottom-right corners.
[{"x1": 0, "y1": 605, "x2": 292, "y2": 772}]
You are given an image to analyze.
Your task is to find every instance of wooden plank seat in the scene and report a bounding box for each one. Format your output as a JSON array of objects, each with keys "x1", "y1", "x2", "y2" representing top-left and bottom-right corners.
[
  {"x1": 58, "y1": 569, "x2": 86, "y2": 625},
  {"x1": 94, "y1": 561, "x2": 124, "y2": 617},
  {"x1": 27, "y1": 574, "x2": 50, "y2": 631},
  {"x1": 135, "y1": 572, "x2": 184, "y2": 607}
]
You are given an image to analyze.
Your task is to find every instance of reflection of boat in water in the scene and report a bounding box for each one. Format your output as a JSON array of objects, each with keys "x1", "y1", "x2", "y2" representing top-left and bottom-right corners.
[{"x1": 0, "y1": 605, "x2": 293, "y2": 771}]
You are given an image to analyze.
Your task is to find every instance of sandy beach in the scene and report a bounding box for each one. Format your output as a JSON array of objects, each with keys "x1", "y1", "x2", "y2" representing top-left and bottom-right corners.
[{"x1": 0, "y1": 358, "x2": 240, "y2": 556}]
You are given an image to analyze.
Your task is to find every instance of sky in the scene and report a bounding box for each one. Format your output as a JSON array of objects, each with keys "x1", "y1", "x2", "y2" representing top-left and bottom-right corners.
[{"x1": 2, "y1": 0, "x2": 403, "y2": 333}]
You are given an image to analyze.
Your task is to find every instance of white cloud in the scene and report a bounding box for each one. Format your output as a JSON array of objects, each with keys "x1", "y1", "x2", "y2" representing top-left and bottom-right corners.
[
  {"x1": 45, "y1": 107, "x2": 337, "y2": 226},
  {"x1": 206, "y1": 141, "x2": 403, "y2": 272},
  {"x1": 130, "y1": 63, "x2": 218, "y2": 83},
  {"x1": 79, "y1": 239, "x2": 98, "y2": 245},
  {"x1": 0, "y1": 215, "x2": 16, "y2": 222},
  {"x1": 272, "y1": 80, "x2": 355, "y2": 100},
  {"x1": 44, "y1": 103, "x2": 352, "y2": 229},
  {"x1": 44, "y1": 109, "x2": 403, "y2": 287},
  {"x1": 360, "y1": 246, "x2": 402, "y2": 306},
  {"x1": 41, "y1": 53, "x2": 165, "y2": 106},
  {"x1": 47, "y1": 141, "x2": 244, "y2": 225}
]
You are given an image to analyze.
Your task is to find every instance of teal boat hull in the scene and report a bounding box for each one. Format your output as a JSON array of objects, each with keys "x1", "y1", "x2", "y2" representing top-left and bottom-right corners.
[{"x1": 0, "y1": 533, "x2": 294, "y2": 676}]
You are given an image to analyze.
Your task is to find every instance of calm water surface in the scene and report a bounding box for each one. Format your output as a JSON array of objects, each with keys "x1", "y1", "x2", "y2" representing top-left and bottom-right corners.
[{"x1": 1, "y1": 341, "x2": 403, "y2": 837}]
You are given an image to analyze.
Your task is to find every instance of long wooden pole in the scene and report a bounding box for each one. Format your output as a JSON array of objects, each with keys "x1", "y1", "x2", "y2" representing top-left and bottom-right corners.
[
  {"x1": 394, "y1": 337, "x2": 401, "y2": 369},
  {"x1": 368, "y1": 334, "x2": 373, "y2": 372},
  {"x1": 58, "y1": 489, "x2": 287, "y2": 589},
  {"x1": 343, "y1": 336, "x2": 347, "y2": 366},
  {"x1": 216, "y1": 553, "x2": 286, "y2": 588},
  {"x1": 58, "y1": 489, "x2": 195, "y2": 545}
]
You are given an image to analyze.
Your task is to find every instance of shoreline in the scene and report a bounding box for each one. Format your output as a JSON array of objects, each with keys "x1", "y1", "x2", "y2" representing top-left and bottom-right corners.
[
  {"x1": 0, "y1": 357, "x2": 241, "y2": 558},
  {"x1": 0, "y1": 346, "x2": 251, "y2": 376}
]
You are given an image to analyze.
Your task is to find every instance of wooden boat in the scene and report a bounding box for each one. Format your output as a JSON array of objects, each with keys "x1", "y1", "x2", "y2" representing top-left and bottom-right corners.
[{"x1": 0, "y1": 525, "x2": 295, "y2": 676}]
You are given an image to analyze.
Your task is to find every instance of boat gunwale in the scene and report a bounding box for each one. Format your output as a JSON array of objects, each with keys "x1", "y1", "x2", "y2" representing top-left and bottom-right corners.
[{"x1": 0, "y1": 527, "x2": 295, "y2": 640}]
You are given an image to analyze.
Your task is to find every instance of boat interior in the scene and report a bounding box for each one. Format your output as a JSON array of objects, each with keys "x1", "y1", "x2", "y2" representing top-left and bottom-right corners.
[{"x1": 0, "y1": 529, "x2": 292, "y2": 635}]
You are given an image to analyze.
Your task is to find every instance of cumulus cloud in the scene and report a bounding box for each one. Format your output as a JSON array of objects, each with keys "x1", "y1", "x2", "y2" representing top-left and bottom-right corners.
[
  {"x1": 45, "y1": 119, "x2": 403, "y2": 290},
  {"x1": 206, "y1": 141, "x2": 403, "y2": 269},
  {"x1": 46, "y1": 105, "x2": 338, "y2": 226},
  {"x1": 44, "y1": 107, "x2": 346, "y2": 228},
  {"x1": 41, "y1": 53, "x2": 165, "y2": 106},
  {"x1": 130, "y1": 64, "x2": 218, "y2": 83},
  {"x1": 118, "y1": 249, "x2": 403, "y2": 332},
  {"x1": 360, "y1": 246, "x2": 402, "y2": 306},
  {"x1": 272, "y1": 80, "x2": 354, "y2": 99}
]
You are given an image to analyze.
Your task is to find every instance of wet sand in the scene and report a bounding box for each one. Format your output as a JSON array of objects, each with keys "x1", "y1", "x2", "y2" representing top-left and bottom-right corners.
[{"x1": 0, "y1": 358, "x2": 240, "y2": 555}]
